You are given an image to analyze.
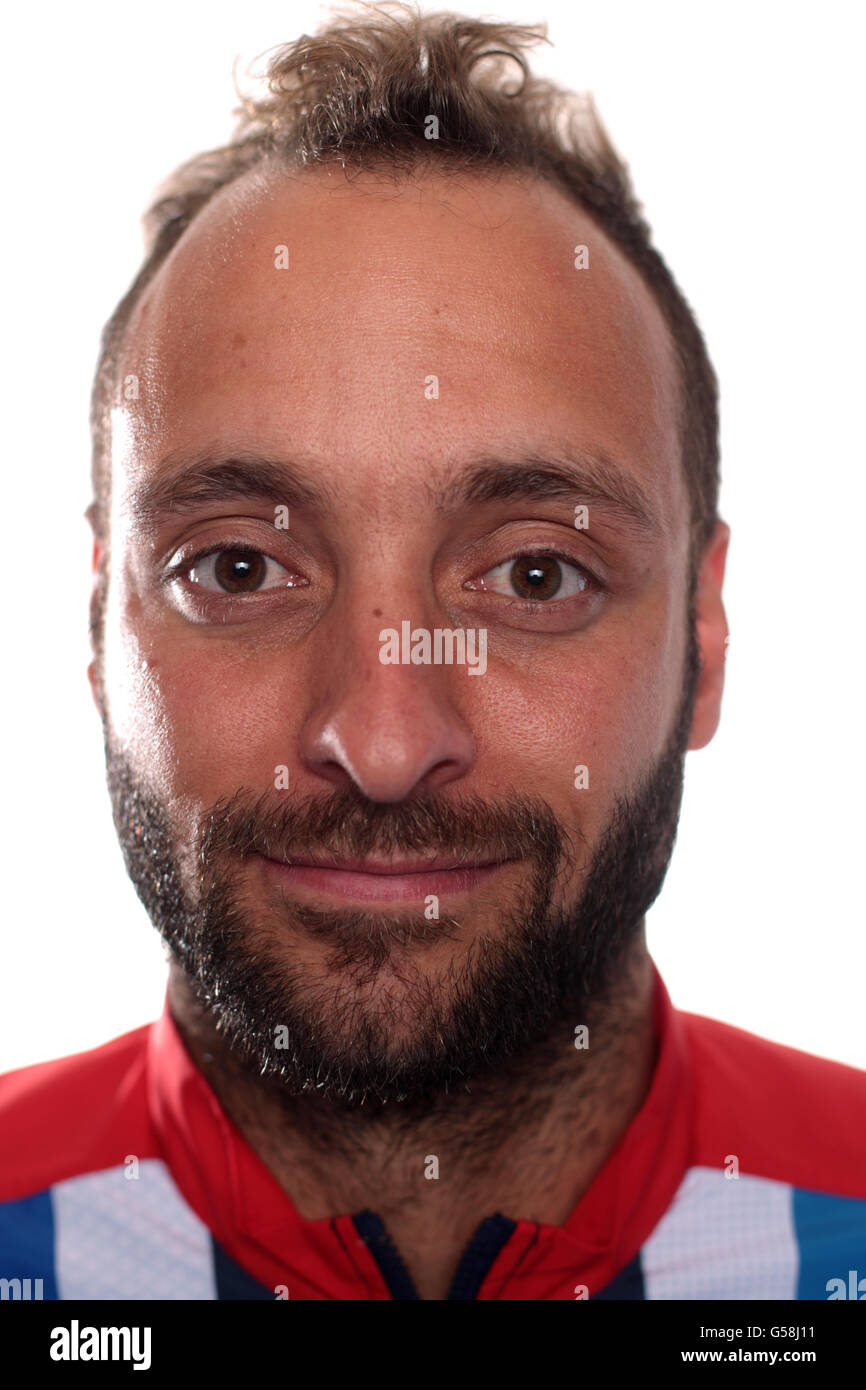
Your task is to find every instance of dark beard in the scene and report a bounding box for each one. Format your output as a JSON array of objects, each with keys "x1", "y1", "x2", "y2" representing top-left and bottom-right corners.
[{"x1": 103, "y1": 617, "x2": 700, "y2": 1108}]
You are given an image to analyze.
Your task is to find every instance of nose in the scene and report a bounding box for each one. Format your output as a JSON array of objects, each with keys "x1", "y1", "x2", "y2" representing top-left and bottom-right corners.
[{"x1": 298, "y1": 611, "x2": 477, "y2": 802}]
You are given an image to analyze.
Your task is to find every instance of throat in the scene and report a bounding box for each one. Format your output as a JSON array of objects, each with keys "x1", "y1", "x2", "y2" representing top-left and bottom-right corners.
[{"x1": 167, "y1": 943, "x2": 658, "y2": 1297}]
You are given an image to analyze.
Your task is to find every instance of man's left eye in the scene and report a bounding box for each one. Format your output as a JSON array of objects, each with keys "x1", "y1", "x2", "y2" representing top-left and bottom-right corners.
[
  {"x1": 187, "y1": 548, "x2": 293, "y2": 594},
  {"x1": 477, "y1": 554, "x2": 590, "y2": 602}
]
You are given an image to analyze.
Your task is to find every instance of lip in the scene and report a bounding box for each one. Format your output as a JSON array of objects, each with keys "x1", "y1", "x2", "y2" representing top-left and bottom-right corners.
[{"x1": 256, "y1": 853, "x2": 512, "y2": 904}]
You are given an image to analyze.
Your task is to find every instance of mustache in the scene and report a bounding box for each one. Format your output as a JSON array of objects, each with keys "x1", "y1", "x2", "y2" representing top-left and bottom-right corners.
[{"x1": 198, "y1": 784, "x2": 574, "y2": 877}]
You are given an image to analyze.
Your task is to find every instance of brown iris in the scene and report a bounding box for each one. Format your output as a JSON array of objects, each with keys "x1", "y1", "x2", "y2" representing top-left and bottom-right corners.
[
  {"x1": 510, "y1": 556, "x2": 563, "y2": 600},
  {"x1": 213, "y1": 549, "x2": 268, "y2": 593}
]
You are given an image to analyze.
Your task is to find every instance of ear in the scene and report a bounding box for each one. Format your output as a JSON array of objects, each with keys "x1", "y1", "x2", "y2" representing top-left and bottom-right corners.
[
  {"x1": 85, "y1": 503, "x2": 105, "y2": 717},
  {"x1": 688, "y1": 520, "x2": 730, "y2": 751}
]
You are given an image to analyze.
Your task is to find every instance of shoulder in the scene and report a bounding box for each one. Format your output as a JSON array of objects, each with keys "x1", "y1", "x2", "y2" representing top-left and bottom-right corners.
[
  {"x1": 680, "y1": 1007, "x2": 866, "y2": 1197},
  {"x1": 0, "y1": 1023, "x2": 157, "y2": 1203}
]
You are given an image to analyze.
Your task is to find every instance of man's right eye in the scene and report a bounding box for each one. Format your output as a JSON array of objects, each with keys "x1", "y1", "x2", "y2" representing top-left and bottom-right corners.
[{"x1": 183, "y1": 547, "x2": 296, "y2": 594}]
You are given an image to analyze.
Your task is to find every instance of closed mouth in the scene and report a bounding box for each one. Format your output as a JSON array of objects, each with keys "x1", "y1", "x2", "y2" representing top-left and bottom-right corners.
[{"x1": 254, "y1": 851, "x2": 514, "y2": 905}]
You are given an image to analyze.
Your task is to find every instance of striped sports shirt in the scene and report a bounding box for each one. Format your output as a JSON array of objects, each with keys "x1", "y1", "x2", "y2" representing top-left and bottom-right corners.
[{"x1": 1, "y1": 963, "x2": 865, "y2": 1300}]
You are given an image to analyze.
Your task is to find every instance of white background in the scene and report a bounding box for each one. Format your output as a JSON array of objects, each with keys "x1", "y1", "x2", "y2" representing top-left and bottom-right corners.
[{"x1": 1, "y1": 0, "x2": 863, "y2": 1070}]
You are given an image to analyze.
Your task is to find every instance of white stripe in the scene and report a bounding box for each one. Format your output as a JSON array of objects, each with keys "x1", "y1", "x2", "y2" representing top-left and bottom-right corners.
[
  {"x1": 642, "y1": 1166, "x2": 799, "y2": 1299},
  {"x1": 53, "y1": 1158, "x2": 217, "y2": 1299}
]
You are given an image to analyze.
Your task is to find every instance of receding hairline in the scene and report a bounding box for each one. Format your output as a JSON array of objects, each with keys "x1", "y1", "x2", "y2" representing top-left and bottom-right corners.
[{"x1": 118, "y1": 156, "x2": 681, "y2": 399}]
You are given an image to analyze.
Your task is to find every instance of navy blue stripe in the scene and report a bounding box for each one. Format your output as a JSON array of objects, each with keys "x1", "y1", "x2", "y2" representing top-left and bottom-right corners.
[
  {"x1": 448, "y1": 1214, "x2": 517, "y2": 1300},
  {"x1": 793, "y1": 1187, "x2": 866, "y2": 1300},
  {"x1": 353, "y1": 1210, "x2": 420, "y2": 1300},
  {"x1": 592, "y1": 1251, "x2": 645, "y2": 1299},
  {"x1": 0, "y1": 1190, "x2": 58, "y2": 1300},
  {"x1": 212, "y1": 1237, "x2": 276, "y2": 1300}
]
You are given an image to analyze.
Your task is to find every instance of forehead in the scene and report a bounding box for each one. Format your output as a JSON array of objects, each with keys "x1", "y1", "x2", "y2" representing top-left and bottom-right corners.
[{"x1": 115, "y1": 162, "x2": 685, "y2": 531}]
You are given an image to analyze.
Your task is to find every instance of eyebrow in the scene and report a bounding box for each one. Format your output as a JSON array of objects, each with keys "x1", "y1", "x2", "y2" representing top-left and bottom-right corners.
[
  {"x1": 128, "y1": 446, "x2": 660, "y2": 536},
  {"x1": 128, "y1": 454, "x2": 329, "y2": 526},
  {"x1": 440, "y1": 450, "x2": 660, "y2": 534}
]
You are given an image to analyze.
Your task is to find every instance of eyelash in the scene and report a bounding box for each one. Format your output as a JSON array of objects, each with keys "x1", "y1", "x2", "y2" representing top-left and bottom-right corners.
[{"x1": 164, "y1": 542, "x2": 600, "y2": 602}]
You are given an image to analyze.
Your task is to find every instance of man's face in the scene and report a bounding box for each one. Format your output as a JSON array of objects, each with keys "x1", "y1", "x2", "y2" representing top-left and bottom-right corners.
[{"x1": 91, "y1": 164, "x2": 722, "y2": 1104}]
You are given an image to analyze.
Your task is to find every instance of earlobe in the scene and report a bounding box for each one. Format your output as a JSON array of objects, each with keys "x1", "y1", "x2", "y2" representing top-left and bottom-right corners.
[{"x1": 688, "y1": 520, "x2": 730, "y2": 751}]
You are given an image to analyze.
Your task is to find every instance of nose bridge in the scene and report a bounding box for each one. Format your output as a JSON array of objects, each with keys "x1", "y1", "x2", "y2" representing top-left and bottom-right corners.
[{"x1": 298, "y1": 578, "x2": 478, "y2": 801}]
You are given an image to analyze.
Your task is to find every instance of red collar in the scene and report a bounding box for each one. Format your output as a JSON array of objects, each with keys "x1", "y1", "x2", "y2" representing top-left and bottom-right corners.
[{"x1": 146, "y1": 961, "x2": 692, "y2": 1298}]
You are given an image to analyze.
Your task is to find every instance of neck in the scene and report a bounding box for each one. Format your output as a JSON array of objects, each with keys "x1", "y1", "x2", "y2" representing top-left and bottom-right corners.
[{"x1": 167, "y1": 934, "x2": 658, "y2": 1300}]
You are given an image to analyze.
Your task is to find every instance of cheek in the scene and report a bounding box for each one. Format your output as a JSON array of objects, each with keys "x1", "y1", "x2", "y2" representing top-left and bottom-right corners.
[
  {"x1": 104, "y1": 611, "x2": 293, "y2": 806},
  {"x1": 470, "y1": 622, "x2": 682, "y2": 837}
]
